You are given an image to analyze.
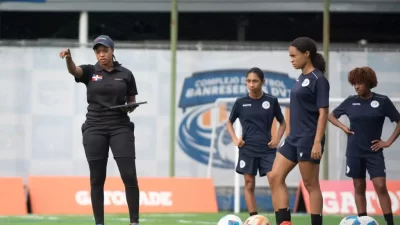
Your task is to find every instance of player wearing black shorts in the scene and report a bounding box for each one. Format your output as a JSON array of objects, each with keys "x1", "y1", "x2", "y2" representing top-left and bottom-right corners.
[
  {"x1": 328, "y1": 66, "x2": 400, "y2": 225},
  {"x1": 269, "y1": 37, "x2": 330, "y2": 225},
  {"x1": 59, "y1": 35, "x2": 140, "y2": 225},
  {"x1": 226, "y1": 67, "x2": 287, "y2": 217}
]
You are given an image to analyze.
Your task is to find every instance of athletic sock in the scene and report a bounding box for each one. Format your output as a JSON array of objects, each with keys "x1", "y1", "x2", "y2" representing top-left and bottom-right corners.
[
  {"x1": 276, "y1": 208, "x2": 291, "y2": 224},
  {"x1": 384, "y1": 213, "x2": 394, "y2": 225},
  {"x1": 274, "y1": 211, "x2": 280, "y2": 225},
  {"x1": 311, "y1": 214, "x2": 322, "y2": 225},
  {"x1": 249, "y1": 211, "x2": 258, "y2": 216},
  {"x1": 358, "y1": 212, "x2": 367, "y2": 217}
]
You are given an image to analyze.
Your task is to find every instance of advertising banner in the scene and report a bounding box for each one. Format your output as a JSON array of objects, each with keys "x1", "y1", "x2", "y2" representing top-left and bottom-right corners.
[
  {"x1": 296, "y1": 180, "x2": 400, "y2": 215},
  {"x1": 0, "y1": 177, "x2": 27, "y2": 215},
  {"x1": 28, "y1": 176, "x2": 218, "y2": 214}
]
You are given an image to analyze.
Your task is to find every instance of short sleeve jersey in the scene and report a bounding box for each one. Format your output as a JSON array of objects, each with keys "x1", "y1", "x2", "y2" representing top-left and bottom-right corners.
[
  {"x1": 286, "y1": 69, "x2": 330, "y2": 147},
  {"x1": 75, "y1": 62, "x2": 138, "y2": 125},
  {"x1": 228, "y1": 93, "x2": 284, "y2": 156},
  {"x1": 332, "y1": 93, "x2": 400, "y2": 157}
]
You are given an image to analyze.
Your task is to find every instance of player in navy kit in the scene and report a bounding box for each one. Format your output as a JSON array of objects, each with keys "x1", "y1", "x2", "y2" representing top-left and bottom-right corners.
[
  {"x1": 328, "y1": 66, "x2": 400, "y2": 225},
  {"x1": 227, "y1": 67, "x2": 287, "y2": 217},
  {"x1": 269, "y1": 37, "x2": 330, "y2": 225}
]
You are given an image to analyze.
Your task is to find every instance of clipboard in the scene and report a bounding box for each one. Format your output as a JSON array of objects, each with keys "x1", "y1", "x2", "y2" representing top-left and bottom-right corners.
[{"x1": 103, "y1": 101, "x2": 148, "y2": 111}]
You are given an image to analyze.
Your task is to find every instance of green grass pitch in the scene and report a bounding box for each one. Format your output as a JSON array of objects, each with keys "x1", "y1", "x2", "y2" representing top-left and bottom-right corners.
[{"x1": 0, "y1": 213, "x2": 398, "y2": 225}]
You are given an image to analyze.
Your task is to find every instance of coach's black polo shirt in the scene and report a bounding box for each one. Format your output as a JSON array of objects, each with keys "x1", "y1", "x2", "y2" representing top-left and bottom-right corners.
[
  {"x1": 75, "y1": 62, "x2": 138, "y2": 125},
  {"x1": 332, "y1": 93, "x2": 400, "y2": 157}
]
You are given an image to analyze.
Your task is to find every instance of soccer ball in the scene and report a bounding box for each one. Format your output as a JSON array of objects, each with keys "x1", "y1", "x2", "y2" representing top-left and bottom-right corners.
[
  {"x1": 339, "y1": 215, "x2": 379, "y2": 225},
  {"x1": 217, "y1": 214, "x2": 244, "y2": 225},
  {"x1": 244, "y1": 215, "x2": 271, "y2": 225}
]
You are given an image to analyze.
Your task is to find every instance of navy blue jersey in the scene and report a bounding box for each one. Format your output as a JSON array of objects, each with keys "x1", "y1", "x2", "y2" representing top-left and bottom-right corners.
[
  {"x1": 229, "y1": 93, "x2": 284, "y2": 156},
  {"x1": 286, "y1": 69, "x2": 330, "y2": 146},
  {"x1": 332, "y1": 93, "x2": 400, "y2": 157}
]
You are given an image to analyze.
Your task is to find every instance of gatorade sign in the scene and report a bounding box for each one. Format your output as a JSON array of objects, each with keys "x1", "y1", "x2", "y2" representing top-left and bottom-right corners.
[
  {"x1": 296, "y1": 180, "x2": 400, "y2": 215},
  {"x1": 28, "y1": 176, "x2": 218, "y2": 214},
  {"x1": 74, "y1": 190, "x2": 173, "y2": 207}
]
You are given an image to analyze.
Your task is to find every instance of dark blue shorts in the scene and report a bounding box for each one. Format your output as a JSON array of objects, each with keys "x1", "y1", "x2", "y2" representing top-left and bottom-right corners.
[
  {"x1": 235, "y1": 153, "x2": 275, "y2": 177},
  {"x1": 346, "y1": 155, "x2": 386, "y2": 179},
  {"x1": 278, "y1": 139, "x2": 324, "y2": 164}
]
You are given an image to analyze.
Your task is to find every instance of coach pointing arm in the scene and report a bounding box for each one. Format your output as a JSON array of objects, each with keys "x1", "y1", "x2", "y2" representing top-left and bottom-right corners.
[
  {"x1": 59, "y1": 49, "x2": 84, "y2": 78},
  {"x1": 59, "y1": 48, "x2": 136, "y2": 112}
]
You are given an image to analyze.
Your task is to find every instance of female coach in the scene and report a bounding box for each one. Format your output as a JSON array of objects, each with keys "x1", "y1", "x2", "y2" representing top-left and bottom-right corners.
[
  {"x1": 226, "y1": 67, "x2": 287, "y2": 217},
  {"x1": 328, "y1": 66, "x2": 400, "y2": 225},
  {"x1": 59, "y1": 35, "x2": 140, "y2": 225},
  {"x1": 269, "y1": 37, "x2": 330, "y2": 225}
]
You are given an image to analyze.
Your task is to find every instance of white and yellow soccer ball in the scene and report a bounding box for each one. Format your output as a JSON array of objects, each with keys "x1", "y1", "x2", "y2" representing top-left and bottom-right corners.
[
  {"x1": 217, "y1": 214, "x2": 244, "y2": 225},
  {"x1": 243, "y1": 215, "x2": 271, "y2": 225},
  {"x1": 339, "y1": 215, "x2": 379, "y2": 225}
]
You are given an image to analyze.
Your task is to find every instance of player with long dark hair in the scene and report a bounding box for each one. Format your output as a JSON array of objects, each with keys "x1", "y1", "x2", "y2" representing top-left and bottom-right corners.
[
  {"x1": 59, "y1": 35, "x2": 140, "y2": 225},
  {"x1": 269, "y1": 37, "x2": 330, "y2": 225},
  {"x1": 328, "y1": 66, "x2": 400, "y2": 225},
  {"x1": 227, "y1": 67, "x2": 287, "y2": 217}
]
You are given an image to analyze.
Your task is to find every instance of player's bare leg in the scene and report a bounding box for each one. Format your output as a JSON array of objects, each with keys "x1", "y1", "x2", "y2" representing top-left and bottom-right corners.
[
  {"x1": 266, "y1": 172, "x2": 276, "y2": 212},
  {"x1": 269, "y1": 153, "x2": 296, "y2": 225},
  {"x1": 352, "y1": 178, "x2": 367, "y2": 216},
  {"x1": 372, "y1": 177, "x2": 394, "y2": 225},
  {"x1": 298, "y1": 161, "x2": 323, "y2": 225},
  {"x1": 244, "y1": 174, "x2": 258, "y2": 216}
]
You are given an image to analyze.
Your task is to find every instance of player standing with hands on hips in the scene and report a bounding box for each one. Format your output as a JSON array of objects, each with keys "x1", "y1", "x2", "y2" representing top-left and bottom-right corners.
[
  {"x1": 269, "y1": 37, "x2": 330, "y2": 225},
  {"x1": 227, "y1": 67, "x2": 287, "y2": 217},
  {"x1": 328, "y1": 66, "x2": 400, "y2": 225},
  {"x1": 59, "y1": 35, "x2": 140, "y2": 225}
]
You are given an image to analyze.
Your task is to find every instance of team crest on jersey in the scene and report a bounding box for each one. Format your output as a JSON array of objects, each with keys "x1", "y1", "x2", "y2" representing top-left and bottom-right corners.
[
  {"x1": 370, "y1": 100, "x2": 379, "y2": 108},
  {"x1": 302, "y1": 78, "x2": 310, "y2": 87},
  {"x1": 262, "y1": 101, "x2": 270, "y2": 109},
  {"x1": 239, "y1": 160, "x2": 246, "y2": 168}
]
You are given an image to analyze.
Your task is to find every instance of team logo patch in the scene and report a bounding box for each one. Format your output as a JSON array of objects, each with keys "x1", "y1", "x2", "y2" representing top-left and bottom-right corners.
[
  {"x1": 239, "y1": 160, "x2": 246, "y2": 168},
  {"x1": 370, "y1": 100, "x2": 379, "y2": 108},
  {"x1": 301, "y1": 78, "x2": 310, "y2": 87},
  {"x1": 262, "y1": 101, "x2": 270, "y2": 109},
  {"x1": 92, "y1": 74, "x2": 103, "y2": 81},
  {"x1": 279, "y1": 140, "x2": 285, "y2": 148}
]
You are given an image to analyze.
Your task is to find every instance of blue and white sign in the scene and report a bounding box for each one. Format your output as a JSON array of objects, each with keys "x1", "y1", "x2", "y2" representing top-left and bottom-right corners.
[{"x1": 177, "y1": 69, "x2": 296, "y2": 169}]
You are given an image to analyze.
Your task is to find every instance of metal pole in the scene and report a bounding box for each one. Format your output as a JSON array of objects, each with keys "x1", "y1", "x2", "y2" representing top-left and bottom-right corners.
[
  {"x1": 79, "y1": 11, "x2": 89, "y2": 47},
  {"x1": 322, "y1": 0, "x2": 330, "y2": 180},
  {"x1": 234, "y1": 121, "x2": 241, "y2": 213},
  {"x1": 169, "y1": 0, "x2": 178, "y2": 177}
]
